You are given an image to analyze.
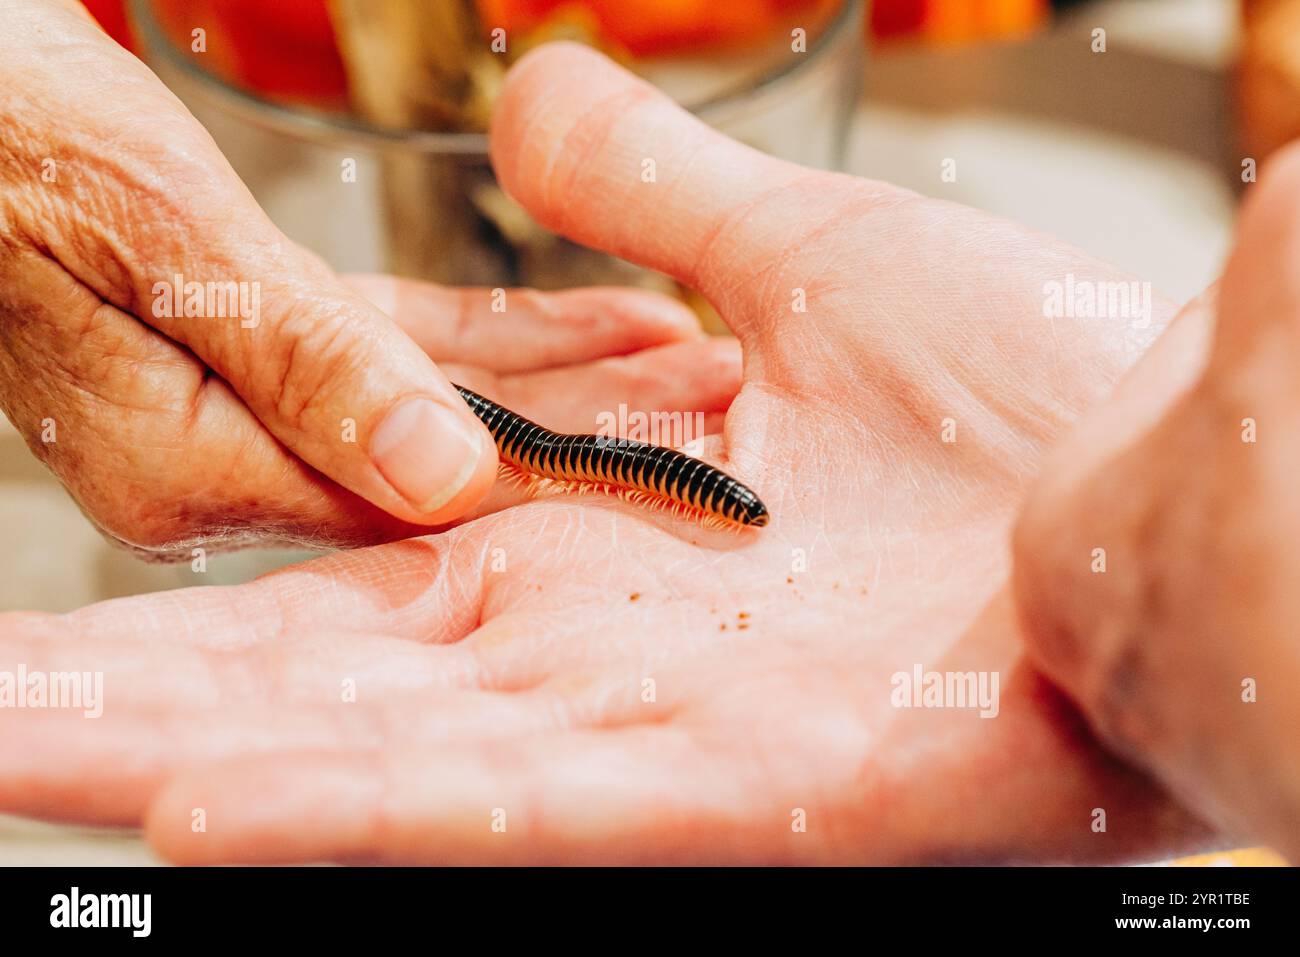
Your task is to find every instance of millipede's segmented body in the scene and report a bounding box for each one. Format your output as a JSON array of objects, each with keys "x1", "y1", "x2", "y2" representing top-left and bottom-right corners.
[{"x1": 454, "y1": 385, "x2": 769, "y2": 528}]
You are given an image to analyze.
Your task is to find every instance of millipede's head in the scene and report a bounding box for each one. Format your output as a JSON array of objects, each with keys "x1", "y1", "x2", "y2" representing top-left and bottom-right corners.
[{"x1": 736, "y1": 493, "x2": 770, "y2": 528}]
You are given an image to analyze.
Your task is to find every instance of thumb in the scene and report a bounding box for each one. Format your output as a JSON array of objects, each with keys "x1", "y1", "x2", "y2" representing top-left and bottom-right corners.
[
  {"x1": 1011, "y1": 144, "x2": 1300, "y2": 708},
  {"x1": 489, "y1": 42, "x2": 813, "y2": 323},
  {"x1": 1011, "y1": 146, "x2": 1300, "y2": 856},
  {"x1": 1011, "y1": 287, "x2": 1218, "y2": 723},
  {"x1": 139, "y1": 242, "x2": 499, "y2": 525}
]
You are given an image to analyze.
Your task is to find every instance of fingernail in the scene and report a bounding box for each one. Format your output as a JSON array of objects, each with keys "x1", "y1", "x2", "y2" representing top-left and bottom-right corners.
[{"x1": 370, "y1": 397, "x2": 483, "y2": 514}]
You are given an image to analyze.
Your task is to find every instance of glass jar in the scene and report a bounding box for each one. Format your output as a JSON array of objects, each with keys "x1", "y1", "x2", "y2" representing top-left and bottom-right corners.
[{"x1": 128, "y1": 0, "x2": 864, "y2": 293}]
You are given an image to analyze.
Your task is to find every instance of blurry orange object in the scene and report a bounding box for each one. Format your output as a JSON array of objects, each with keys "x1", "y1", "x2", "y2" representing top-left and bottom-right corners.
[
  {"x1": 82, "y1": 0, "x2": 135, "y2": 52},
  {"x1": 476, "y1": 0, "x2": 831, "y2": 56},
  {"x1": 151, "y1": 0, "x2": 349, "y2": 105},
  {"x1": 871, "y1": 0, "x2": 1046, "y2": 43},
  {"x1": 1173, "y1": 847, "x2": 1287, "y2": 866},
  {"x1": 96, "y1": 0, "x2": 847, "y2": 103},
  {"x1": 1239, "y1": 0, "x2": 1300, "y2": 162}
]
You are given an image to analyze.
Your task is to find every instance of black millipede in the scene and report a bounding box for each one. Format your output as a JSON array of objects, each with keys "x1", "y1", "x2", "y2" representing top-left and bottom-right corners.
[{"x1": 453, "y1": 384, "x2": 769, "y2": 529}]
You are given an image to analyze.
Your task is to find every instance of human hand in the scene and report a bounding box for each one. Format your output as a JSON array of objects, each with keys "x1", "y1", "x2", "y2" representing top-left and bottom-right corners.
[
  {"x1": 0, "y1": 45, "x2": 1212, "y2": 864},
  {"x1": 1013, "y1": 145, "x2": 1300, "y2": 863},
  {"x1": 0, "y1": 0, "x2": 727, "y2": 555}
]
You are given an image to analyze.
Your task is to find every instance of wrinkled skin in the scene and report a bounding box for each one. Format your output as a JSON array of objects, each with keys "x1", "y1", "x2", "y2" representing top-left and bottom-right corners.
[
  {"x1": 0, "y1": 0, "x2": 734, "y2": 552},
  {"x1": 1015, "y1": 142, "x2": 1300, "y2": 863},
  {"x1": 0, "y1": 43, "x2": 1216, "y2": 864}
]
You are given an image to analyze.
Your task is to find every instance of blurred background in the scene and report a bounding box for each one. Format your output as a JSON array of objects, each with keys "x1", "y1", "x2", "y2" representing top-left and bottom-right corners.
[{"x1": 0, "y1": 0, "x2": 1289, "y2": 864}]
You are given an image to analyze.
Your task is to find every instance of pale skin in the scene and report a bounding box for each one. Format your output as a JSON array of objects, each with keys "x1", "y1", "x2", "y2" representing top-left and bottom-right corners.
[{"x1": 0, "y1": 34, "x2": 1228, "y2": 864}]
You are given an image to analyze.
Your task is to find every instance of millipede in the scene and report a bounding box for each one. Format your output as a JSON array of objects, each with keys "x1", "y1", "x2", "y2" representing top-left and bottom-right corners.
[{"x1": 454, "y1": 384, "x2": 769, "y2": 529}]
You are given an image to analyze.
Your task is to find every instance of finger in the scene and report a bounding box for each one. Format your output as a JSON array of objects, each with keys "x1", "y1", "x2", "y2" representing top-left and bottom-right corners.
[
  {"x1": 1012, "y1": 291, "x2": 1219, "y2": 707},
  {"x1": 1213, "y1": 142, "x2": 1300, "y2": 369},
  {"x1": 0, "y1": 689, "x2": 567, "y2": 826},
  {"x1": 0, "y1": 533, "x2": 490, "y2": 651},
  {"x1": 7, "y1": 12, "x2": 497, "y2": 525},
  {"x1": 344, "y1": 274, "x2": 701, "y2": 371},
  {"x1": 145, "y1": 729, "x2": 762, "y2": 864},
  {"x1": 1013, "y1": 382, "x2": 1300, "y2": 859},
  {"x1": 466, "y1": 337, "x2": 741, "y2": 434},
  {"x1": 0, "y1": 622, "x2": 483, "y2": 712},
  {"x1": 491, "y1": 43, "x2": 854, "y2": 324},
  {"x1": 1013, "y1": 217, "x2": 1300, "y2": 857}
]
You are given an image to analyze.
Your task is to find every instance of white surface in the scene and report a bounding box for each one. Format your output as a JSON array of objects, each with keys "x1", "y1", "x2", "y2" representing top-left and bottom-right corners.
[{"x1": 851, "y1": 104, "x2": 1236, "y2": 304}]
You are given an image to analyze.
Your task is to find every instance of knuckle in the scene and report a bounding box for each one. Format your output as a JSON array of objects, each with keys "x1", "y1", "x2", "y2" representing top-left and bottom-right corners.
[{"x1": 259, "y1": 303, "x2": 367, "y2": 430}]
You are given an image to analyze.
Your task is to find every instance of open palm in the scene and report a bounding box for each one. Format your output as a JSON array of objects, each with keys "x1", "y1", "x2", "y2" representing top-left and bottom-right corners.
[{"x1": 0, "y1": 46, "x2": 1212, "y2": 864}]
